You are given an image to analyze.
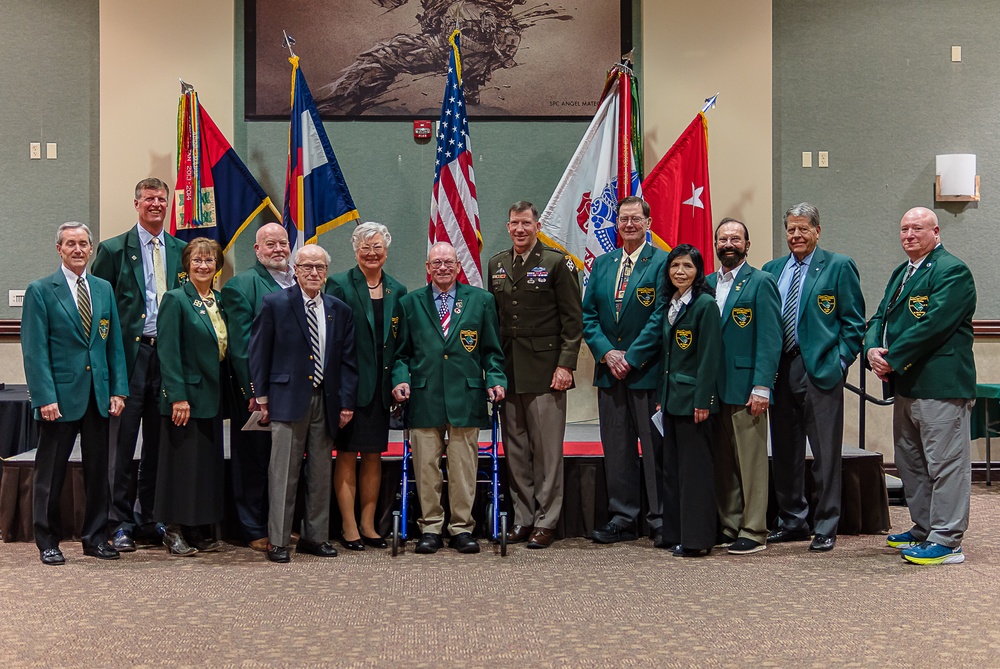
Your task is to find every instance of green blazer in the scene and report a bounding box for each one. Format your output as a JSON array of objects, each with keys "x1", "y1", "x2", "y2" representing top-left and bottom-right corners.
[
  {"x1": 22, "y1": 269, "x2": 129, "y2": 421},
  {"x1": 326, "y1": 266, "x2": 407, "y2": 409},
  {"x1": 705, "y1": 263, "x2": 782, "y2": 405},
  {"x1": 582, "y1": 243, "x2": 670, "y2": 390},
  {"x1": 391, "y1": 283, "x2": 506, "y2": 429},
  {"x1": 157, "y1": 282, "x2": 227, "y2": 418},
  {"x1": 661, "y1": 292, "x2": 722, "y2": 416},
  {"x1": 487, "y1": 243, "x2": 583, "y2": 394},
  {"x1": 762, "y1": 247, "x2": 866, "y2": 390},
  {"x1": 864, "y1": 245, "x2": 976, "y2": 399},
  {"x1": 220, "y1": 262, "x2": 282, "y2": 402},
  {"x1": 91, "y1": 225, "x2": 187, "y2": 376}
]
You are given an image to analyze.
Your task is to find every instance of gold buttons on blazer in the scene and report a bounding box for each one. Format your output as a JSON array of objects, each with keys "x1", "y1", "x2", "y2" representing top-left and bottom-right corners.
[{"x1": 444, "y1": 354, "x2": 449, "y2": 360}]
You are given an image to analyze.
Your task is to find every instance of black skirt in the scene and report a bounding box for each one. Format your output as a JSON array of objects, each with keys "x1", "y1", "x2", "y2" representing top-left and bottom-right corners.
[{"x1": 154, "y1": 415, "x2": 225, "y2": 525}]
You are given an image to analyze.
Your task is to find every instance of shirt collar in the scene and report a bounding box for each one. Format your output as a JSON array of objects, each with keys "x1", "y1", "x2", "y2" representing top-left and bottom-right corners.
[
  {"x1": 909, "y1": 243, "x2": 941, "y2": 271},
  {"x1": 431, "y1": 284, "x2": 457, "y2": 300},
  {"x1": 718, "y1": 260, "x2": 747, "y2": 282},
  {"x1": 622, "y1": 242, "x2": 646, "y2": 264},
  {"x1": 786, "y1": 249, "x2": 816, "y2": 270},
  {"x1": 61, "y1": 264, "x2": 87, "y2": 286},
  {"x1": 671, "y1": 287, "x2": 693, "y2": 305},
  {"x1": 136, "y1": 223, "x2": 164, "y2": 246}
]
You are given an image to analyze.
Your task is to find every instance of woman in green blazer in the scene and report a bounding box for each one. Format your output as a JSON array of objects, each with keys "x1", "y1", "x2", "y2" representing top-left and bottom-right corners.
[
  {"x1": 658, "y1": 244, "x2": 722, "y2": 558},
  {"x1": 155, "y1": 238, "x2": 229, "y2": 556},
  {"x1": 325, "y1": 222, "x2": 407, "y2": 550}
]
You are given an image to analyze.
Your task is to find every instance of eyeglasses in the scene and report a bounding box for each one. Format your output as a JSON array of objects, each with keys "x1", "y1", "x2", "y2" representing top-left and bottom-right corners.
[
  {"x1": 296, "y1": 263, "x2": 328, "y2": 274},
  {"x1": 617, "y1": 216, "x2": 648, "y2": 225},
  {"x1": 190, "y1": 258, "x2": 216, "y2": 266},
  {"x1": 428, "y1": 259, "x2": 458, "y2": 269},
  {"x1": 716, "y1": 236, "x2": 745, "y2": 245},
  {"x1": 358, "y1": 245, "x2": 385, "y2": 255}
]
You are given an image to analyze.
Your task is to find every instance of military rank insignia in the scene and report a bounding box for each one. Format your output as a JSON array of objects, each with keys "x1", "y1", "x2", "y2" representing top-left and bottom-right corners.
[
  {"x1": 908, "y1": 295, "x2": 929, "y2": 318},
  {"x1": 99, "y1": 319, "x2": 110, "y2": 340},
  {"x1": 460, "y1": 329, "x2": 478, "y2": 352},
  {"x1": 391, "y1": 315, "x2": 400, "y2": 338},
  {"x1": 675, "y1": 329, "x2": 693, "y2": 350},
  {"x1": 636, "y1": 287, "x2": 655, "y2": 307},
  {"x1": 732, "y1": 308, "x2": 753, "y2": 328},
  {"x1": 817, "y1": 295, "x2": 836, "y2": 314}
]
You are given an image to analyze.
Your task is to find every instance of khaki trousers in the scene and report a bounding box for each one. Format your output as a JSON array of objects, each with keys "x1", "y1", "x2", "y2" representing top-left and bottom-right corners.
[
  {"x1": 411, "y1": 425, "x2": 480, "y2": 535},
  {"x1": 502, "y1": 392, "x2": 566, "y2": 530},
  {"x1": 713, "y1": 403, "x2": 769, "y2": 543}
]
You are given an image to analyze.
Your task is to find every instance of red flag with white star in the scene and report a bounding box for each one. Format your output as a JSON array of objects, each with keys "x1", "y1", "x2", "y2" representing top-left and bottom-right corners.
[{"x1": 642, "y1": 112, "x2": 714, "y2": 272}]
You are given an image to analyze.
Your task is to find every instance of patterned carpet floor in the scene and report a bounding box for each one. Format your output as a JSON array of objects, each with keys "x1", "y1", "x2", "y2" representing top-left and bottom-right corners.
[{"x1": 1, "y1": 486, "x2": 999, "y2": 667}]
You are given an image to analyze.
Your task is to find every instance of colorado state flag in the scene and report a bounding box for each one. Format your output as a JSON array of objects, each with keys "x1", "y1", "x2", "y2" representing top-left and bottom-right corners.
[{"x1": 283, "y1": 56, "x2": 359, "y2": 252}]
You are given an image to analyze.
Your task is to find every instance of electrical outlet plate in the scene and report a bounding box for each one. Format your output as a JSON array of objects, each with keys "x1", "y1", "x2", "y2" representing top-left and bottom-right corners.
[
  {"x1": 29, "y1": 143, "x2": 41, "y2": 160},
  {"x1": 818, "y1": 151, "x2": 829, "y2": 168},
  {"x1": 9, "y1": 290, "x2": 25, "y2": 307}
]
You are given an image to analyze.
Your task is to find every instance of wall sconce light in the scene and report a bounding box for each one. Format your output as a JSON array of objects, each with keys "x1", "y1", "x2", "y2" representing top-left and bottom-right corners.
[{"x1": 936, "y1": 153, "x2": 979, "y2": 202}]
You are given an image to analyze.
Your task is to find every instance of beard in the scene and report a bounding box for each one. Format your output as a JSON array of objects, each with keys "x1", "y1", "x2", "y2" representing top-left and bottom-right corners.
[
  {"x1": 260, "y1": 255, "x2": 289, "y2": 272},
  {"x1": 716, "y1": 248, "x2": 747, "y2": 270}
]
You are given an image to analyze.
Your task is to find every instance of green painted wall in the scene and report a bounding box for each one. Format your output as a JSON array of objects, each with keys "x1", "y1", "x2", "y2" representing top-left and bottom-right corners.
[
  {"x1": 0, "y1": 1, "x2": 100, "y2": 318},
  {"x1": 774, "y1": 0, "x2": 992, "y2": 315}
]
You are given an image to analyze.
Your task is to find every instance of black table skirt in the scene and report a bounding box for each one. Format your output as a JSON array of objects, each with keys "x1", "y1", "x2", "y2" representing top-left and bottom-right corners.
[{"x1": 1, "y1": 451, "x2": 889, "y2": 543}]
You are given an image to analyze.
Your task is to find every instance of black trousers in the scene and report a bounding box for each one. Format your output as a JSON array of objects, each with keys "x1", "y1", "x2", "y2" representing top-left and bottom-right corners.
[
  {"x1": 228, "y1": 401, "x2": 271, "y2": 541},
  {"x1": 34, "y1": 391, "x2": 110, "y2": 551},
  {"x1": 109, "y1": 340, "x2": 161, "y2": 534},
  {"x1": 660, "y1": 413, "x2": 716, "y2": 550}
]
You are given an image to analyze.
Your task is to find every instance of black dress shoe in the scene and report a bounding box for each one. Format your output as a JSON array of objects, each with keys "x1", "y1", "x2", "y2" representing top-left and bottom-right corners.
[
  {"x1": 591, "y1": 522, "x2": 638, "y2": 544},
  {"x1": 768, "y1": 527, "x2": 812, "y2": 543},
  {"x1": 112, "y1": 529, "x2": 136, "y2": 552},
  {"x1": 40, "y1": 548, "x2": 65, "y2": 565},
  {"x1": 83, "y1": 542, "x2": 121, "y2": 560},
  {"x1": 671, "y1": 545, "x2": 711, "y2": 558},
  {"x1": 361, "y1": 534, "x2": 388, "y2": 549},
  {"x1": 809, "y1": 534, "x2": 836, "y2": 552},
  {"x1": 296, "y1": 539, "x2": 338, "y2": 557},
  {"x1": 266, "y1": 544, "x2": 291, "y2": 563},
  {"x1": 449, "y1": 532, "x2": 480, "y2": 554},
  {"x1": 339, "y1": 537, "x2": 365, "y2": 552},
  {"x1": 414, "y1": 533, "x2": 443, "y2": 554}
]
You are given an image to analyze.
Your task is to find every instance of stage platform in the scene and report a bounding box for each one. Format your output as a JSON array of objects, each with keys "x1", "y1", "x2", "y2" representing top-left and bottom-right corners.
[{"x1": 0, "y1": 423, "x2": 891, "y2": 543}]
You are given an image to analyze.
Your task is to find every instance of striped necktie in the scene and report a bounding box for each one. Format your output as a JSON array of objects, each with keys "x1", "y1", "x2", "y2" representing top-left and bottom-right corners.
[
  {"x1": 888, "y1": 264, "x2": 915, "y2": 310},
  {"x1": 151, "y1": 237, "x2": 167, "y2": 304},
  {"x1": 438, "y1": 293, "x2": 451, "y2": 337},
  {"x1": 615, "y1": 257, "x2": 633, "y2": 320},
  {"x1": 781, "y1": 261, "x2": 802, "y2": 353},
  {"x1": 306, "y1": 299, "x2": 323, "y2": 387},
  {"x1": 77, "y1": 276, "x2": 92, "y2": 339}
]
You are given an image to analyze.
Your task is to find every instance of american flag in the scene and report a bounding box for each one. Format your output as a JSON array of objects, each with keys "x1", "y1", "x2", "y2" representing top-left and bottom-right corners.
[{"x1": 429, "y1": 31, "x2": 482, "y2": 287}]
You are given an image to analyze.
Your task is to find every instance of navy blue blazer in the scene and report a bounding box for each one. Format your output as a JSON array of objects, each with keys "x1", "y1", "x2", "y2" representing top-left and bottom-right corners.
[{"x1": 249, "y1": 285, "x2": 359, "y2": 436}]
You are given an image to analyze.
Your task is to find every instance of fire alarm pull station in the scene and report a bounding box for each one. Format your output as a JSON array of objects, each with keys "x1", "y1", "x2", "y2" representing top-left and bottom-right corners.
[{"x1": 414, "y1": 120, "x2": 432, "y2": 141}]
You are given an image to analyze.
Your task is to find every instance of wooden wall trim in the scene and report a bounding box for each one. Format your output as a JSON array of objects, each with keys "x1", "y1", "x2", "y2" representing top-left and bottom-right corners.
[
  {"x1": 974, "y1": 320, "x2": 1000, "y2": 337},
  {"x1": 0, "y1": 319, "x2": 20, "y2": 337}
]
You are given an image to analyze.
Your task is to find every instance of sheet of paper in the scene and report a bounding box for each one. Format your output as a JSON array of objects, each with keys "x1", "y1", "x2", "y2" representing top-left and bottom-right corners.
[
  {"x1": 651, "y1": 410, "x2": 664, "y2": 437},
  {"x1": 242, "y1": 410, "x2": 272, "y2": 432}
]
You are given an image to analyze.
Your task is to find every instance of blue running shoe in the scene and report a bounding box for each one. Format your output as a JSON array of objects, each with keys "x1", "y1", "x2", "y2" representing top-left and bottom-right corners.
[
  {"x1": 886, "y1": 530, "x2": 920, "y2": 549},
  {"x1": 902, "y1": 542, "x2": 965, "y2": 565}
]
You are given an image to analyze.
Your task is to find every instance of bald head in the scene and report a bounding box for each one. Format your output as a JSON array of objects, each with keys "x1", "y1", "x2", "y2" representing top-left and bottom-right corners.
[
  {"x1": 255, "y1": 223, "x2": 290, "y2": 271},
  {"x1": 899, "y1": 207, "x2": 940, "y2": 261}
]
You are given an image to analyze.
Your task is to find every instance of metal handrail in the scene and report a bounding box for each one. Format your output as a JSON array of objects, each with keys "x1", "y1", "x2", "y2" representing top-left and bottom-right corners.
[{"x1": 843, "y1": 367, "x2": 894, "y2": 450}]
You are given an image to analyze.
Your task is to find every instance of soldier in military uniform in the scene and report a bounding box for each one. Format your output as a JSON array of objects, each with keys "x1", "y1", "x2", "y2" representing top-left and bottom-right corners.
[{"x1": 487, "y1": 201, "x2": 582, "y2": 548}]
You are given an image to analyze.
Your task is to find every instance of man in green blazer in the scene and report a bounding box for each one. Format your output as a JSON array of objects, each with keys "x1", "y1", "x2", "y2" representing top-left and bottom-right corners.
[
  {"x1": 488, "y1": 200, "x2": 582, "y2": 549},
  {"x1": 705, "y1": 218, "x2": 782, "y2": 555},
  {"x1": 392, "y1": 242, "x2": 506, "y2": 555},
  {"x1": 581, "y1": 196, "x2": 670, "y2": 544},
  {"x1": 91, "y1": 178, "x2": 187, "y2": 550},
  {"x1": 762, "y1": 203, "x2": 865, "y2": 552},
  {"x1": 220, "y1": 223, "x2": 295, "y2": 550},
  {"x1": 22, "y1": 222, "x2": 129, "y2": 565},
  {"x1": 865, "y1": 207, "x2": 976, "y2": 566}
]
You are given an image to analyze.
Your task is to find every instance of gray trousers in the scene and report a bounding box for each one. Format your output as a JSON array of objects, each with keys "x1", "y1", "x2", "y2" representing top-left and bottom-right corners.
[
  {"x1": 502, "y1": 391, "x2": 566, "y2": 530},
  {"x1": 268, "y1": 391, "x2": 333, "y2": 547},
  {"x1": 770, "y1": 354, "x2": 845, "y2": 537},
  {"x1": 894, "y1": 395, "x2": 972, "y2": 548},
  {"x1": 597, "y1": 384, "x2": 663, "y2": 532}
]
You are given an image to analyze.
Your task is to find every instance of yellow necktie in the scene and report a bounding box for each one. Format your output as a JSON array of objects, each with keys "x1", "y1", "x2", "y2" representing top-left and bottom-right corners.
[{"x1": 152, "y1": 238, "x2": 167, "y2": 303}]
